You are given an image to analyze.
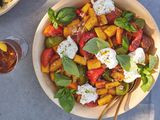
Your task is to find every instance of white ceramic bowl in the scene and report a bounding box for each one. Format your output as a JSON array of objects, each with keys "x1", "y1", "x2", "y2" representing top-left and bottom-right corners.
[
  {"x1": 0, "y1": 0, "x2": 19, "y2": 16},
  {"x1": 32, "y1": 0, "x2": 160, "y2": 118}
]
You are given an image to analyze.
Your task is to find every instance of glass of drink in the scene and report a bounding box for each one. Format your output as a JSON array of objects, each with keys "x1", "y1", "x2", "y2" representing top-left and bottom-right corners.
[{"x1": 0, "y1": 36, "x2": 28, "y2": 73}]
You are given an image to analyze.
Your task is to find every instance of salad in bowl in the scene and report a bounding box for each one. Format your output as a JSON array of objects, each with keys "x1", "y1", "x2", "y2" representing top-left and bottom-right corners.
[{"x1": 35, "y1": 0, "x2": 159, "y2": 118}]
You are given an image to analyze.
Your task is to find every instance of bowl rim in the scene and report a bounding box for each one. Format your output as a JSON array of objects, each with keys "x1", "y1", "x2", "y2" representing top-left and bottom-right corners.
[
  {"x1": 32, "y1": 0, "x2": 160, "y2": 119},
  {"x1": 0, "y1": 0, "x2": 19, "y2": 16}
]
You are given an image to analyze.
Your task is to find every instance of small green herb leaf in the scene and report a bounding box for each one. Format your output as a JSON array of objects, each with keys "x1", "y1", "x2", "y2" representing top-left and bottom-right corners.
[
  {"x1": 116, "y1": 36, "x2": 129, "y2": 54},
  {"x1": 83, "y1": 38, "x2": 109, "y2": 54},
  {"x1": 138, "y1": 65, "x2": 155, "y2": 92},
  {"x1": 135, "y1": 18, "x2": 145, "y2": 29},
  {"x1": 54, "y1": 88, "x2": 66, "y2": 98},
  {"x1": 149, "y1": 55, "x2": 158, "y2": 70},
  {"x1": 77, "y1": 65, "x2": 88, "y2": 85},
  {"x1": 102, "y1": 70, "x2": 113, "y2": 81},
  {"x1": 114, "y1": 17, "x2": 137, "y2": 32},
  {"x1": 54, "y1": 73, "x2": 72, "y2": 87},
  {"x1": 62, "y1": 56, "x2": 80, "y2": 77},
  {"x1": 45, "y1": 36, "x2": 64, "y2": 48},
  {"x1": 59, "y1": 93, "x2": 75, "y2": 113},
  {"x1": 57, "y1": 7, "x2": 77, "y2": 25},
  {"x1": 141, "y1": 74, "x2": 154, "y2": 92},
  {"x1": 48, "y1": 8, "x2": 59, "y2": 29},
  {"x1": 116, "y1": 55, "x2": 131, "y2": 71},
  {"x1": 122, "y1": 11, "x2": 135, "y2": 21},
  {"x1": 55, "y1": 88, "x2": 76, "y2": 113}
]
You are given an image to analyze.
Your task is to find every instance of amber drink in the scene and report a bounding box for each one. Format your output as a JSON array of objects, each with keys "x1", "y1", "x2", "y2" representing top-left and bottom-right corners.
[{"x1": 0, "y1": 36, "x2": 28, "y2": 73}]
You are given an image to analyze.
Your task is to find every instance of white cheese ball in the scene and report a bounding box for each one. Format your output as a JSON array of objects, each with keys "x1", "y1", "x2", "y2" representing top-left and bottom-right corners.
[
  {"x1": 123, "y1": 61, "x2": 141, "y2": 83},
  {"x1": 123, "y1": 70, "x2": 141, "y2": 83},
  {"x1": 76, "y1": 83, "x2": 98, "y2": 105},
  {"x1": 93, "y1": 0, "x2": 115, "y2": 15},
  {"x1": 57, "y1": 36, "x2": 78, "y2": 59},
  {"x1": 96, "y1": 48, "x2": 118, "y2": 69},
  {"x1": 129, "y1": 47, "x2": 146, "y2": 65}
]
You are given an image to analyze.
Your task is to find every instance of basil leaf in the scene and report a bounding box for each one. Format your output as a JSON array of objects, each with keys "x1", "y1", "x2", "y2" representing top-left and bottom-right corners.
[
  {"x1": 135, "y1": 18, "x2": 145, "y2": 29},
  {"x1": 116, "y1": 36, "x2": 129, "y2": 54},
  {"x1": 122, "y1": 11, "x2": 135, "y2": 21},
  {"x1": 62, "y1": 56, "x2": 80, "y2": 77},
  {"x1": 45, "y1": 36, "x2": 64, "y2": 48},
  {"x1": 77, "y1": 65, "x2": 88, "y2": 85},
  {"x1": 59, "y1": 93, "x2": 75, "y2": 113},
  {"x1": 141, "y1": 74, "x2": 154, "y2": 92},
  {"x1": 149, "y1": 55, "x2": 158, "y2": 70},
  {"x1": 55, "y1": 88, "x2": 76, "y2": 113},
  {"x1": 57, "y1": 7, "x2": 77, "y2": 25},
  {"x1": 114, "y1": 17, "x2": 137, "y2": 32},
  {"x1": 138, "y1": 65, "x2": 155, "y2": 92},
  {"x1": 116, "y1": 48, "x2": 127, "y2": 55},
  {"x1": 116, "y1": 55, "x2": 131, "y2": 71},
  {"x1": 83, "y1": 38, "x2": 109, "y2": 54},
  {"x1": 54, "y1": 88, "x2": 66, "y2": 98},
  {"x1": 102, "y1": 70, "x2": 113, "y2": 81},
  {"x1": 70, "y1": 89, "x2": 77, "y2": 94},
  {"x1": 122, "y1": 36, "x2": 129, "y2": 50},
  {"x1": 54, "y1": 73, "x2": 72, "y2": 87},
  {"x1": 48, "y1": 8, "x2": 58, "y2": 29}
]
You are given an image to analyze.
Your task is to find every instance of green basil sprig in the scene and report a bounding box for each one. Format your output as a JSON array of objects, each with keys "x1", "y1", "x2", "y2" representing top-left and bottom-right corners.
[
  {"x1": 48, "y1": 8, "x2": 59, "y2": 28},
  {"x1": 138, "y1": 54, "x2": 158, "y2": 92},
  {"x1": 83, "y1": 37, "x2": 110, "y2": 54},
  {"x1": 54, "y1": 73, "x2": 72, "y2": 87},
  {"x1": 114, "y1": 17, "x2": 137, "y2": 32},
  {"x1": 55, "y1": 88, "x2": 76, "y2": 113},
  {"x1": 138, "y1": 65, "x2": 154, "y2": 92},
  {"x1": 134, "y1": 18, "x2": 145, "y2": 29},
  {"x1": 56, "y1": 7, "x2": 77, "y2": 25},
  {"x1": 116, "y1": 55, "x2": 131, "y2": 71},
  {"x1": 62, "y1": 56, "x2": 80, "y2": 77},
  {"x1": 48, "y1": 7, "x2": 77, "y2": 28},
  {"x1": 149, "y1": 55, "x2": 158, "y2": 70},
  {"x1": 122, "y1": 11, "x2": 135, "y2": 21}
]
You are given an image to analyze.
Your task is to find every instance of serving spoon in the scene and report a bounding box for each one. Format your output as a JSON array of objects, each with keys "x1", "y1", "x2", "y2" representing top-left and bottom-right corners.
[
  {"x1": 124, "y1": 78, "x2": 141, "y2": 111},
  {"x1": 113, "y1": 79, "x2": 141, "y2": 120},
  {"x1": 98, "y1": 80, "x2": 138, "y2": 120}
]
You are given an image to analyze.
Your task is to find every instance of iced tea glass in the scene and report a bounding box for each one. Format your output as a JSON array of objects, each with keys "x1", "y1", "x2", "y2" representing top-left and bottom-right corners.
[{"x1": 0, "y1": 36, "x2": 28, "y2": 73}]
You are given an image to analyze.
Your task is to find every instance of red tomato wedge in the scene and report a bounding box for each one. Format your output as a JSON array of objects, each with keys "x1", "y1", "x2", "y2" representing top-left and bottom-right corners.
[
  {"x1": 41, "y1": 48, "x2": 54, "y2": 67},
  {"x1": 87, "y1": 67, "x2": 105, "y2": 85},
  {"x1": 129, "y1": 29, "x2": 143, "y2": 52},
  {"x1": 85, "y1": 101, "x2": 98, "y2": 107}
]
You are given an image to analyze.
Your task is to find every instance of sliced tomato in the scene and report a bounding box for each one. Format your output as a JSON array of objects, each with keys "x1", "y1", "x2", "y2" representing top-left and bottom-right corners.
[
  {"x1": 49, "y1": 53, "x2": 60, "y2": 64},
  {"x1": 106, "y1": 8, "x2": 122, "y2": 24},
  {"x1": 43, "y1": 24, "x2": 63, "y2": 37},
  {"x1": 129, "y1": 29, "x2": 143, "y2": 52},
  {"x1": 87, "y1": 67, "x2": 105, "y2": 85},
  {"x1": 141, "y1": 35, "x2": 153, "y2": 52},
  {"x1": 41, "y1": 48, "x2": 54, "y2": 67},
  {"x1": 76, "y1": 9, "x2": 81, "y2": 16},
  {"x1": 85, "y1": 101, "x2": 98, "y2": 107}
]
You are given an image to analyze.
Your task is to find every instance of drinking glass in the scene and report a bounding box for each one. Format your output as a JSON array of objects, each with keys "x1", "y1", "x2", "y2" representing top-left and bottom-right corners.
[{"x1": 0, "y1": 36, "x2": 28, "y2": 73}]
